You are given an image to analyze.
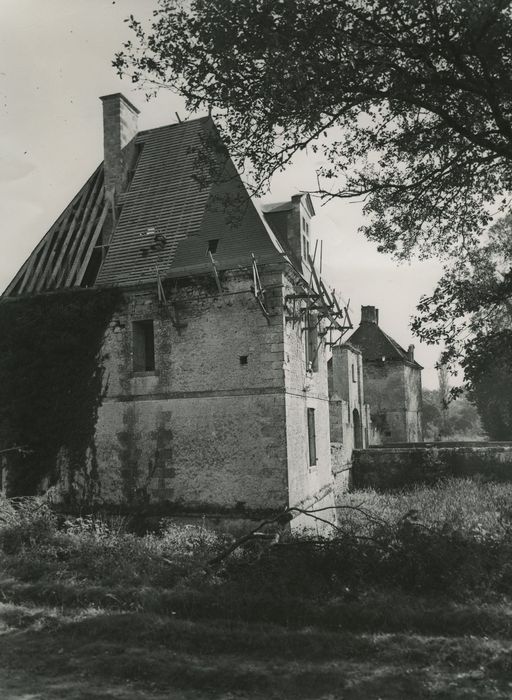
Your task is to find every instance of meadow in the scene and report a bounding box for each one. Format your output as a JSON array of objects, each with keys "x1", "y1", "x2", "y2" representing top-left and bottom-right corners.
[{"x1": 2, "y1": 478, "x2": 512, "y2": 698}]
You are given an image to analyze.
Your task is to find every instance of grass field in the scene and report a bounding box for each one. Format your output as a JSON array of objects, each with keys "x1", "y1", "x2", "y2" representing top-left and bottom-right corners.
[{"x1": 3, "y1": 479, "x2": 512, "y2": 699}]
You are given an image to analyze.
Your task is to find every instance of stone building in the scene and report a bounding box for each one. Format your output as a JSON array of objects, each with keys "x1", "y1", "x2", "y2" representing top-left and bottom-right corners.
[
  {"x1": 348, "y1": 305, "x2": 423, "y2": 443},
  {"x1": 328, "y1": 343, "x2": 373, "y2": 492},
  {"x1": 2, "y1": 93, "x2": 372, "y2": 527}
]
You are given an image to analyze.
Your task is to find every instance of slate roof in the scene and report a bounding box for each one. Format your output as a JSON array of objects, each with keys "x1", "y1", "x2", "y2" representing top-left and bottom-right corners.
[
  {"x1": 3, "y1": 116, "x2": 286, "y2": 297},
  {"x1": 260, "y1": 201, "x2": 294, "y2": 213},
  {"x1": 98, "y1": 117, "x2": 285, "y2": 286},
  {"x1": 348, "y1": 321, "x2": 423, "y2": 369}
]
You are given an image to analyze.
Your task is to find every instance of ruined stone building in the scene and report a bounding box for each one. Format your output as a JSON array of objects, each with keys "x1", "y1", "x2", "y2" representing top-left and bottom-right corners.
[
  {"x1": 1, "y1": 93, "x2": 377, "y2": 526},
  {"x1": 348, "y1": 305, "x2": 423, "y2": 443}
]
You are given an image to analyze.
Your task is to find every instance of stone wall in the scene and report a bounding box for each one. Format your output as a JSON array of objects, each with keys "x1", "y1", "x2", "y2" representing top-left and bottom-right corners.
[
  {"x1": 353, "y1": 443, "x2": 512, "y2": 490},
  {"x1": 363, "y1": 361, "x2": 422, "y2": 443},
  {"x1": 329, "y1": 344, "x2": 372, "y2": 496},
  {"x1": 58, "y1": 266, "x2": 291, "y2": 515},
  {"x1": 53, "y1": 263, "x2": 345, "y2": 526},
  {"x1": 282, "y1": 270, "x2": 336, "y2": 526}
]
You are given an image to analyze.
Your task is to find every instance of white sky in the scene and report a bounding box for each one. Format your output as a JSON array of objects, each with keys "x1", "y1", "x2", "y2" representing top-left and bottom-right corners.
[{"x1": 0, "y1": 0, "x2": 446, "y2": 388}]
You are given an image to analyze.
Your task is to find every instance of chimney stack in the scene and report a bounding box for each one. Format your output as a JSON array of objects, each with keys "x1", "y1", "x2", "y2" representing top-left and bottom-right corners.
[
  {"x1": 408, "y1": 344, "x2": 415, "y2": 361},
  {"x1": 361, "y1": 305, "x2": 379, "y2": 325},
  {"x1": 100, "y1": 93, "x2": 140, "y2": 197}
]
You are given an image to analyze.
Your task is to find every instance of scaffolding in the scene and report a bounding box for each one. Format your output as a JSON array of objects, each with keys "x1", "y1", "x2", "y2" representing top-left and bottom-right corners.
[{"x1": 284, "y1": 251, "x2": 353, "y2": 350}]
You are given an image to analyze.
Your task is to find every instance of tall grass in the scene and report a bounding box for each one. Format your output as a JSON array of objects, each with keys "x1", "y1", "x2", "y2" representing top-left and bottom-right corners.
[
  {"x1": 337, "y1": 478, "x2": 512, "y2": 539},
  {"x1": 3, "y1": 479, "x2": 512, "y2": 617},
  {"x1": 0, "y1": 496, "x2": 229, "y2": 588}
]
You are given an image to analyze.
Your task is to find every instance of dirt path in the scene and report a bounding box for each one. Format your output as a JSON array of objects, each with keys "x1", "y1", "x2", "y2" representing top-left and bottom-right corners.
[{"x1": 1, "y1": 602, "x2": 512, "y2": 699}]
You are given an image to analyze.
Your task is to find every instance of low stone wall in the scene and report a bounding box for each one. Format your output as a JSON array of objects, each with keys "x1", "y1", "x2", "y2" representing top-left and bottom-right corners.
[{"x1": 352, "y1": 442, "x2": 512, "y2": 490}]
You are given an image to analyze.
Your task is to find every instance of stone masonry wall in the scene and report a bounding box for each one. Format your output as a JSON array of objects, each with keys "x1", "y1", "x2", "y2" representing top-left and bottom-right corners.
[
  {"x1": 363, "y1": 361, "x2": 408, "y2": 442},
  {"x1": 282, "y1": 271, "x2": 336, "y2": 527},
  {"x1": 353, "y1": 443, "x2": 512, "y2": 490},
  {"x1": 329, "y1": 345, "x2": 372, "y2": 497},
  {"x1": 78, "y1": 266, "x2": 291, "y2": 515}
]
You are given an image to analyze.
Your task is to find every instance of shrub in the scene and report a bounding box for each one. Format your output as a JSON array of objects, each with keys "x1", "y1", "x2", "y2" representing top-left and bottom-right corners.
[
  {"x1": 3, "y1": 479, "x2": 512, "y2": 611},
  {"x1": 0, "y1": 496, "x2": 57, "y2": 554},
  {"x1": 335, "y1": 478, "x2": 512, "y2": 538}
]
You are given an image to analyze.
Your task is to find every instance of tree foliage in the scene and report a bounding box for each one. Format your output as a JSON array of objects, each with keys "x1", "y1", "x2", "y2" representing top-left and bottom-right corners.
[
  {"x1": 461, "y1": 331, "x2": 512, "y2": 439},
  {"x1": 422, "y1": 389, "x2": 484, "y2": 440},
  {"x1": 0, "y1": 289, "x2": 121, "y2": 496},
  {"x1": 116, "y1": 0, "x2": 512, "y2": 259}
]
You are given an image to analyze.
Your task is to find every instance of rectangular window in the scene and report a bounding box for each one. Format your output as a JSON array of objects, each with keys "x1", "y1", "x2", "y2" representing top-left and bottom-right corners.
[
  {"x1": 304, "y1": 312, "x2": 318, "y2": 372},
  {"x1": 307, "y1": 408, "x2": 317, "y2": 466},
  {"x1": 302, "y1": 235, "x2": 310, "y2": 260},
  {"x1": 133, "y1": 320, "x2": 155, "y2": 372}
]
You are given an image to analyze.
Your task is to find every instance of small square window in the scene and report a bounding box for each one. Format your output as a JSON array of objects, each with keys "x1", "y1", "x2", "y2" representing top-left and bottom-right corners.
[
  {"x1": 133, "y1": 320, "x2": 155, "y2": 372},
  {"x1": 207, "y1": 239, "x2": 219, "y2": 254},
  {"x1": 239, "y1": 355, "x2": 248, "y2": 365}
]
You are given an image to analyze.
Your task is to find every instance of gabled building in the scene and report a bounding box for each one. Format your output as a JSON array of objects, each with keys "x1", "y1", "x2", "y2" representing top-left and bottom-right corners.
[
  {"x1": 2, "y1": 94, "x2": 372, "y2": 526},
  {"x1": 348, "y1": 305, "x2": 423, "y2": 443}
]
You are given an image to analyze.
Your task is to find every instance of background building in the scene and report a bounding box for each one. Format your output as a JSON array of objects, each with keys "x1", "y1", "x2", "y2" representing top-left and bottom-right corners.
[{"x1": 348, "y1": 305, "x2": 423, "y2": 443}]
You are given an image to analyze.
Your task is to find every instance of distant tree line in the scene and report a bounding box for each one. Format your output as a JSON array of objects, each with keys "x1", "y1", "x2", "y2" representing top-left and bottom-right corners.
[{"x1": 422, "y1": 389, "x2": 485, "y2": 442}]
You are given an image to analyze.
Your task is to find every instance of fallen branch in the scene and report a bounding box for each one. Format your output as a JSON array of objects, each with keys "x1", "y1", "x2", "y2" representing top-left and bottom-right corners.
[{"x1": 205, "y1": 502, "x2": 392, "y2": 567}]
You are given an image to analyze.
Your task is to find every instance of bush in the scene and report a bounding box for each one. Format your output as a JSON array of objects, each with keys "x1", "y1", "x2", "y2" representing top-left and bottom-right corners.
[
  {"x1": 0, "y1": 496, "x2": 57, "y2": 554},
  {"x1": 0, "y1": 501, "x2": 230, "y2": 589},
  {"x1": 336, "y1": 478, "x2": 512, "y2": 538},
  {"x1": 3, "y1": 479, "x2": 512, "y2": 613}
]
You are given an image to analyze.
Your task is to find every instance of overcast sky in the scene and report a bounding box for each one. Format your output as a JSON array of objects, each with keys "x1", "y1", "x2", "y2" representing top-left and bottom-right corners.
[{"x1": 0, "y1": 0, "x2": 447, "y2": 388}]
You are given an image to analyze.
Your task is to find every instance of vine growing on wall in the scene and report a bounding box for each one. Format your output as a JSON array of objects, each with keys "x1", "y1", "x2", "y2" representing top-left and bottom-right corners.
[{"x1": 0, "y1": 288, "x2": 122, "y2": 496}]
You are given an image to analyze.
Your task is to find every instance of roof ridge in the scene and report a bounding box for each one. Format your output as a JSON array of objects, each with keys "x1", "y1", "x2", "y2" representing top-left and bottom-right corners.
[{"x1": 137, "y1": 115, "x2": 210, "y2": 138}]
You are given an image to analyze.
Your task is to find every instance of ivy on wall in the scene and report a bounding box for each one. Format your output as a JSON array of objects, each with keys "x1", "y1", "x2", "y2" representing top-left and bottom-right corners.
[{"x1": 0, "y1": 288, "x2": 122, "y2": 496}]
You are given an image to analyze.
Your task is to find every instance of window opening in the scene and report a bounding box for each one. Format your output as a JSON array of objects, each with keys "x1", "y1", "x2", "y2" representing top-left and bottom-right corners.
[
  {"x1": 239, "y1": 355, "x2": 248, "y2": 365},
  {"x1": 133, "y1": 320, "x2": 155, "y2": 372},
  {"x1": 304, "y1": 311, "x2": 318, "y2": 372},
  {"x1": 307, "y1": 408, "x2": 317, "y2": 466},
  {"x1": 207, "y1": 239, "x2": 219, "y2": 254},
  {"x1": 353, "y1": 408, "x2": 363, "y2": 449}
]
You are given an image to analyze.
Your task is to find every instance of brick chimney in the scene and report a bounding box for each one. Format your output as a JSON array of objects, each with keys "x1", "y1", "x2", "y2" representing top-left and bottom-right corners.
[
  {"x1": 262, "y1": 194, "x2": 314, "y2": 270},
  {"x1": 361, "y1": 305, "x2": 379, "y2": 325},
  {"x1": 100, "y1": 93, "x2": 140, "y2": 197},
  {"x1": 408, "y1": 344, "x2": 415, "y2": 361}
]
